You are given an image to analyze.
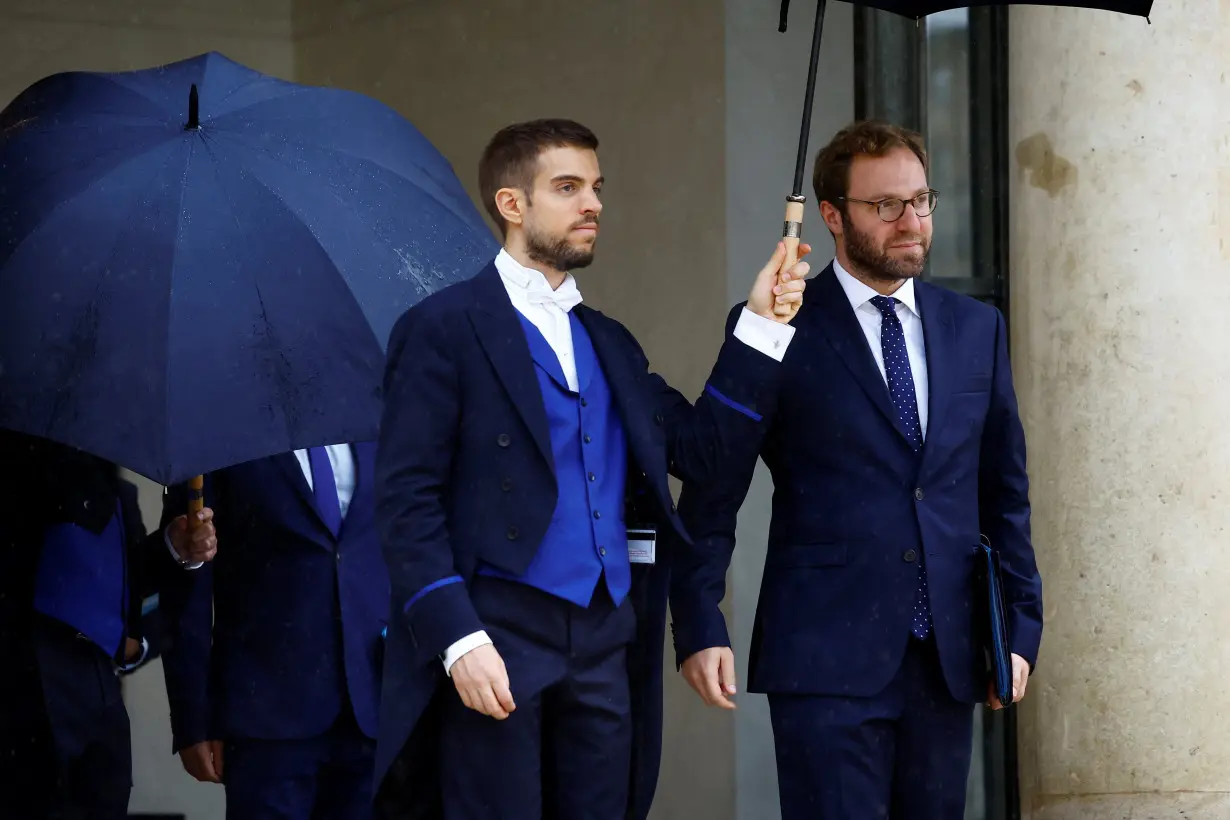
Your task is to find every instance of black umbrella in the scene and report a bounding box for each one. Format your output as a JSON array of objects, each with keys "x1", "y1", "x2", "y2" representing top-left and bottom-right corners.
[{"x1": 773, "y1": 0, "x2": 1153, "y2": 278}]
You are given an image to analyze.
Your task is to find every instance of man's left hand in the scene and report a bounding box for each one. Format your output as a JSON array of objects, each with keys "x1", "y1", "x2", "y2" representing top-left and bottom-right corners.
[
  {"x1": 988, "y1": 653, "x2": 1031, "y2": 709},
  {"x1": 747, "y1": 241, "x2": 811, "y2": 324}
]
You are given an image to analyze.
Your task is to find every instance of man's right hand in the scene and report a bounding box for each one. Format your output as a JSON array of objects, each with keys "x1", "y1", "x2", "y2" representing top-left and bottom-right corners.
[
  {"x1": 681, "y1": 646, "x2": 738, "y2": 710},
  {"x1": 179, "y1": 740, "x2": 224, "y2": 783},
  {"x1": 168, "y1": 508, "x2": 218, "y2": 564},
  {"x1": 451, "y1": 643, "x2": 516, "y2": 720}
]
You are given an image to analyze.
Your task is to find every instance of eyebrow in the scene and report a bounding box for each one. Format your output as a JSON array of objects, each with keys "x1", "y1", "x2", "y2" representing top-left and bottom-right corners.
[
  {"x1": 858, "y1": 187, "x2": 930, "y2": 200},
  {"x1": 551, "y1": 174, "x2": 604, "y2": 186}
]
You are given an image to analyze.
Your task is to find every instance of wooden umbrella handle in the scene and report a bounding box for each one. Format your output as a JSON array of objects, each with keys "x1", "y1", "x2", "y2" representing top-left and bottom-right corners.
[
  {"x1": 187, "y1": 474, "x2": 204, "y2": 530},
  {"x1": 777, "y1": 198, "x2": 806, "y2": 319}
]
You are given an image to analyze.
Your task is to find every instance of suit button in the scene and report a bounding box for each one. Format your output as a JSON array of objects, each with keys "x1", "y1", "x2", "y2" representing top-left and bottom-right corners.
[
  {"x1": 914, "y1": 488, "x2": 925, "y2": 501},
  {"x1": 903, "y1": 549, "x2": 917, "y2": 563},
  {"x1": 497, "y1": 433, "x2": 511, "y2": 448},
  {"x1": 593, "y1": 511, "x2": 601, "y2": 520},
  {"x1": 588, "y1": 473, "x2": 596, "y2": 482},
  {"x1": 599, "y1": 547, "x2": 607, "y2": 556},
  {"x1": 584, "y1": 435, "x2": 592, "y2": 444},
  {"x1": 581, "y1": 397, "x2": 588, "y2": 407},
  {"x1": 654, "y1": 412, "x2": 664, "y2": 426},
  {"x1": 501, "y1": 478, "x2": 512, "y2": 492},
  {"x1": 506, "y1": 526, "x2": 519, "y2": 540}
]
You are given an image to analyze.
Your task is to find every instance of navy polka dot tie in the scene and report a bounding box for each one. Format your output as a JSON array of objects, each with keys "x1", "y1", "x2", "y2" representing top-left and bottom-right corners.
[{"x1": 870, "y1": 295, "x2": 931, "y2": 640}]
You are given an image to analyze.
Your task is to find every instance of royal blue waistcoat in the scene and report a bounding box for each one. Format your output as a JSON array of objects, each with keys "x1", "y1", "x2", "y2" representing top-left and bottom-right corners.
[
  {"x1": 33, "y1": 499, "x2": 127, "y2": 658},
  {"x1": 479, "y1": 312, "x2": 631, "y2": 607}
]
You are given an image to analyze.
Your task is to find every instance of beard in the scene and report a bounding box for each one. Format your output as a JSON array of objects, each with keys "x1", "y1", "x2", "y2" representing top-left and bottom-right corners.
[
  {"x1": 525, "y1": 215, "x2": 598, "y2": 272},
  {"x1": 842, "y1": 211, "x2": 930, "y2": 282}
]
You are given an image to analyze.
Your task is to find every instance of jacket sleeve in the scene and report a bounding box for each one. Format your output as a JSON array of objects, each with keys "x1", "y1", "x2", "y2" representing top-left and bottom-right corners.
[
  {"x1": 624, "y1": 304, "x2": 783, "y2": 487},
  {"x1": 666, "y1": 309, "x2": 769, "y2": 662},
  {"x1": 156, "y1": 477, "x2": 217, "y2": 751},
  {"x1": 978, "y1": 307, "x2": 1043, "y2": 669},
  {"x1": 375, "y1": 304, "x2": 485, "y2": 666}
]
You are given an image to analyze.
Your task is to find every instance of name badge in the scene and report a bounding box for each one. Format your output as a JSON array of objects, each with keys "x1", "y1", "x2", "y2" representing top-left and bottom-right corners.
[{"x1": 627, "y1": 527, "x2": 656, "y2": 565}]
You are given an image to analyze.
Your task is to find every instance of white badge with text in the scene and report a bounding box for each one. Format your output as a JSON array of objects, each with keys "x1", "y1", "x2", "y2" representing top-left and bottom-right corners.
[{"x1": 627, "y1": 527, "x2": 657, "y2": 565}]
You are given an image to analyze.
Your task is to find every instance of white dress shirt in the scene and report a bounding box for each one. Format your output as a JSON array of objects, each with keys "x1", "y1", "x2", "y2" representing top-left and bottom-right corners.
[
  {"x1": 831, "y1": 258, "x2": 929, "y2": 438},
  {"x1": 440, "y1": 249, "x2": 797, "y2": 674},
  {"x1": 167, "y1": 443, "x2": 356, "y2": 568}
]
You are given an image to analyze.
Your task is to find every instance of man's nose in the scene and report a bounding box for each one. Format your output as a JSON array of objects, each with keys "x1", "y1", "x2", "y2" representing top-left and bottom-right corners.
[
  {"x1": 897, "y1": 202, "x2": 922, "y2": 231},
  {"x1": 581, "y1": 190, "x2": 602, "y2": 215}
]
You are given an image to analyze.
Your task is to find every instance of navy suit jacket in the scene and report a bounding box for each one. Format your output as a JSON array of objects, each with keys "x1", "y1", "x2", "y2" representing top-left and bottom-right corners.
[
  {"x1": 670, "y1": 266, "x2": 1043, "y2": 705},
  {"x1": 372, "y1": 262, "x2": 784, "y2": 818},
  {"x1": 158, "y1": 443, "x2": 388, "y2": 751}
]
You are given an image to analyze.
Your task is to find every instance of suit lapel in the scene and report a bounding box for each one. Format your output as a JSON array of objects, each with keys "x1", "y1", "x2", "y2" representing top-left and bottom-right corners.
[
  {"x1": 574, "y1": 307, "x2": 663, "y2": 488},
  {"x1": 273, "y1": 451, "x2": 329, "y2": 533},
  {"x1": 467, "y1": 264, "x2": 555, "y2": 472},
  {"x1": 517, "y1": 313, "x2": 571, "y2": 393},
  {"x1": 810, "y1": 267, "x2": 915, "y2": 445},
  {"x1": 337, "y1": 442, "x2": 374, "y2": 540},
  {"x1": 917, "y1": 282, "x2": 955, "y2": 457}
]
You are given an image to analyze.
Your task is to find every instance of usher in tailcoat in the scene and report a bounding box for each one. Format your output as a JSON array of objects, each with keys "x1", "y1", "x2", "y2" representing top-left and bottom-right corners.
[{"x1": 372, "y1": 261, "x2": 784, "y2": 818}]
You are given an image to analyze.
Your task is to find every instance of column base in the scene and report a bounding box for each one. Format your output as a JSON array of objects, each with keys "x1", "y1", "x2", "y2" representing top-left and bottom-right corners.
[{"x1": 1032, "y1": 793, "x2": 1230, "y2": 819}]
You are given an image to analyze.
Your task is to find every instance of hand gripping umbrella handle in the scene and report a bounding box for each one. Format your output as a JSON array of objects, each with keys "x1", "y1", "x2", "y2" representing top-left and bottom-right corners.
[
  {"x1": 777, "y1": 197, "x2": 806, "y2": 314},
  {"x1": 782, "y1": 196, "x2": 806, "y2": 280},
  {"x1": 187, "y1": 474, "x2": 204, "y2": 530}
]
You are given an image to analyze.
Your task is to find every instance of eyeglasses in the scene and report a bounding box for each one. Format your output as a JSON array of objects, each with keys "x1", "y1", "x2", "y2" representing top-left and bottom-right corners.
[{"x1": 838, "y1": 190, "x2": 939, "y2": 223}]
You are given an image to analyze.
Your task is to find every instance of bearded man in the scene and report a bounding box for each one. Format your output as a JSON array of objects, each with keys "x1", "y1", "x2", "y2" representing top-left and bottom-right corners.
[
  {"x1": 669, "y1": 120, "x2": 1044, "y2": 820},
  {"x1": 371, "y1": 118, "x2": 809, "y2": 819}
]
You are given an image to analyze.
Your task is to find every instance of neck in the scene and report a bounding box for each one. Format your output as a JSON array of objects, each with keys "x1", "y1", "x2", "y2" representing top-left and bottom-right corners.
[
  {"x1": 504, "y1": 237, "x2": 567, "y2": 290},
  {"x1": 835, "y1": 249, "x2": 905, "y2": 297}
]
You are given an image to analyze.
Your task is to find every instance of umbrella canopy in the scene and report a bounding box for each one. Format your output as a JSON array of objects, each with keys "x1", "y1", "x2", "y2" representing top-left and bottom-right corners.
[
  {"x1": 780, "y1": 0, "x2": 1150, "y2": 22},
  {"x1": 0, "y1": 51, "x2": 498, "y2": 485}
]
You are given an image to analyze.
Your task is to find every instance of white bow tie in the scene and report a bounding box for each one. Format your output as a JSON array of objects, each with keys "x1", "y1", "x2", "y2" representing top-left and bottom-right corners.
[{"x1": 525, "y1": 279, "x2": 583, "y2": 313}]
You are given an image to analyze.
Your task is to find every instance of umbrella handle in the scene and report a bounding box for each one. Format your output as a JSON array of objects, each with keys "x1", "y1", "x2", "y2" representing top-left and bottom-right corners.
[
  {"x1": 778, "y1": 198, "x2": 805, "y2": 319},
  {"x1": 187, "y1": 474, "x2": 204, "y2": 530}
]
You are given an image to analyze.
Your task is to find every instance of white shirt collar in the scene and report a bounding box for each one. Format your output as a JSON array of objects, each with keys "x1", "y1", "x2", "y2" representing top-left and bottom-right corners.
[
  {"x1": 494, "y1": 248, "x2": 583, "y2": 309},
  {"x1": 831, "y1": 257, "x2": 920, "y2": 318}
]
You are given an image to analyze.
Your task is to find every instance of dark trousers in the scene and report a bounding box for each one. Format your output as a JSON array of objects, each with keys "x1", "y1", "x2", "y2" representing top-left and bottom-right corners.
[
  {"x1": 439, "y1": 576, "x2": 637, "y2": 820},
  {"x1": 223, "y1": 703, "x2": 376, "y2": 820},
  {"x1": 0, "y1": 616, "x2": 132, "y2": 820},
  {"x1": 768, "y1": 635, "x2": 975, "y2": 820}
]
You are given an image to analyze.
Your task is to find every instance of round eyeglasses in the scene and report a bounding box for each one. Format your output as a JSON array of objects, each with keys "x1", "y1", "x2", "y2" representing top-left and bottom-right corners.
[{"x1": 838, "y1": 190, "x2": 939, "y2": 223}]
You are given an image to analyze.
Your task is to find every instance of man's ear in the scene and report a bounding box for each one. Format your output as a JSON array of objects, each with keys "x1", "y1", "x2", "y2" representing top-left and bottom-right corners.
[
  {"x1": 819, "y1": 200, "x2": 844, "y2": 238},
  {"x1": 495, "y1": 187, "x2": 527, "y2": 229}
]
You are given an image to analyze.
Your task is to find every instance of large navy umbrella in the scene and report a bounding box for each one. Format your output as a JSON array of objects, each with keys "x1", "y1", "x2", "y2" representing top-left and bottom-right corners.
[{"x1": 0, "y1": 51, "x2": 497, "y2": 487}]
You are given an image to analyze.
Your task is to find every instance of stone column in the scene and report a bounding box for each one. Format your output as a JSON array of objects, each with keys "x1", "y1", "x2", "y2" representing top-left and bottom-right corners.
[{"x1": 1008, "y1": 1, "x2": 1230, "y2": 816}]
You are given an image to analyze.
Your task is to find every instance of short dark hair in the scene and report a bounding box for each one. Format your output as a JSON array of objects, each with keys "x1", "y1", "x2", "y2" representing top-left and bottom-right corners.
[
  {"x1": 478, "y1": 118, "x2": 600, "y2": 236},
  {"x1": 811, "y1": 120, "x2": 928, "y2": 211}
]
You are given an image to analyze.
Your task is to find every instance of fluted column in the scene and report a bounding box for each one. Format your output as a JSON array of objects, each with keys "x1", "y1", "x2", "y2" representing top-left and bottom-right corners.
[{"x1": 1008, "y1": 1, "x2": 1230, "y2": 816}]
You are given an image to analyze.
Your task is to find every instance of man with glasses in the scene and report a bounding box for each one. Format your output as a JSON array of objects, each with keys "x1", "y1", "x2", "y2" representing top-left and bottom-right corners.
[{"x1": 669, "y1": 120, "x2": 1044, "y2": 820}]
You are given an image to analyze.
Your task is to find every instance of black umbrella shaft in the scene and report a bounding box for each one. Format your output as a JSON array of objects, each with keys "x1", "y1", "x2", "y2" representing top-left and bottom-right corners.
[{"x1": 792, "y1": 0, "x2": 828, "y2": 197}]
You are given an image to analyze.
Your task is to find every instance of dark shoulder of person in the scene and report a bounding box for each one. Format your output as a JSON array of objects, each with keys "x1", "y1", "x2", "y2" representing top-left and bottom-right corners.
[{"x1": 0, "y1": 429, "x2": 121, "y2": 533}]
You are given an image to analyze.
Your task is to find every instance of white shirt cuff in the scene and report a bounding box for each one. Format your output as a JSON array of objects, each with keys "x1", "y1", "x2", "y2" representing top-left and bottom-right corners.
[
  {"x1": 164, "y1": 523, "x2": 205, "y2": 570},
  {"x1": 732, "y1": 307, "x2": 796, "y2": 363},
  {"x1": 441, "y1": 630, "x2": 493, "y2": 676}
]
